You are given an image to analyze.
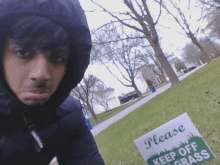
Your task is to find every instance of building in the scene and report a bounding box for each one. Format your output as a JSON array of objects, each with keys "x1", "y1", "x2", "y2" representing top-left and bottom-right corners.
[
  {"x1": 137, "y1": 57, "x2": 196, "y2": 85},
  {"x1": 92, "y1": 87, "x2": 121, "y2": 114},
  {"x1": 136, "y1": 64, "x2": 167, "y2": 91}
]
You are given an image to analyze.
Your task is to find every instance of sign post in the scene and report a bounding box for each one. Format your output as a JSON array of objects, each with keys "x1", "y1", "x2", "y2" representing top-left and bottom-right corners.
[{"x1": 134, "y1": 113, "x2": 215, "y2": 165}]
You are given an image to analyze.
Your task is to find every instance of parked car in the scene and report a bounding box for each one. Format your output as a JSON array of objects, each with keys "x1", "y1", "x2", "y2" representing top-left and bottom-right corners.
[
  {"x1": 120, "y1": 91, "x2": 139, "y2": 104},
  {"x1": 183, "y1": 66, "x2": 196, "y2": 73}
]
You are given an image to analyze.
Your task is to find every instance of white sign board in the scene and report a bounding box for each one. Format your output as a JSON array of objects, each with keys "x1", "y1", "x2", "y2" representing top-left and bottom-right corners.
[{"x1": 134, "y1": 113, "x2": 215, "y2": 165}]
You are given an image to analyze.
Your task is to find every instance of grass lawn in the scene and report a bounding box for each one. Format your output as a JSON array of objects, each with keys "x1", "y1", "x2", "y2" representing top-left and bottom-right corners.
[
  {"x1": 93, "y1": 58, "x2": 220, "y2": 165},
  {"x1": 90, "y1": 98, "x2": 143, "y2": 127}
]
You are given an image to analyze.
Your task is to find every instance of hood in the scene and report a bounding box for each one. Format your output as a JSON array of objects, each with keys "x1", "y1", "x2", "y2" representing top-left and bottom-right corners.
[{"x1": 0, "y1": 0, "x2": 91, "y2": 115}]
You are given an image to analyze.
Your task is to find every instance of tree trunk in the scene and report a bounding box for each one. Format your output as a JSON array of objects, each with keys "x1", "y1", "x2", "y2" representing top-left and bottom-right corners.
[
  {"x1": 158, "y1": 68, "x2": 168, "y2": 83},
  {"x1": 91, "y1": 110, "x2": 99, "y2": 123},
  {"x1": 188, "y1": 32, "x2": 209, "y2": 62},
  {"x1": 132, "y1": 83, "x2": 142, "y2": 98},
  {"x1": 160, "y1": 75, "x2": 168, "y2": 83},
  {"x1": 151, "y1": 42, "x2": 180, "y2": 86},
  {"x1": 105, "y1": 102, "x2": 109, "y2": 112},
  {"x1": 87, "y1": 104, "x2": 99, "y2": 123}
]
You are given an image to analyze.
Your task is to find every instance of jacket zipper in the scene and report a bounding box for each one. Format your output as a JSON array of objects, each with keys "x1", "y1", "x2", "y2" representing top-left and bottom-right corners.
[
  {"x1": 30, "y1": 130, "x2": 43, "y2": 149},
  {"x1": 22, "y1": 109, "x2": 44, "y2": 152}
]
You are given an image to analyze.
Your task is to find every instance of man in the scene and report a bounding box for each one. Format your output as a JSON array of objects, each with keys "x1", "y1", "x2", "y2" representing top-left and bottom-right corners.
[{"x1": 0, "y1": 0, "x2": 105, "y2": 164}]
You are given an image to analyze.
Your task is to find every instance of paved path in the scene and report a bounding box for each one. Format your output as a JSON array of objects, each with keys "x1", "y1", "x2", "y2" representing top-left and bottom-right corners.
[{"x1": 50, "y1": 63, "x2": 207, "y2": 164}]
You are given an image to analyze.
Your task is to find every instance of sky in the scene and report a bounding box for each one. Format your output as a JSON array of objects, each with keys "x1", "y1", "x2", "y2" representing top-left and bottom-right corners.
[{"x1": 78, "y1": 0, "x2": 209, "y2": 96}]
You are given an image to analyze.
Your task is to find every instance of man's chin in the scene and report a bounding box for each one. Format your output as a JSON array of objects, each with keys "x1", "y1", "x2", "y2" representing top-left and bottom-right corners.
[{"x1": 21, "y1": 98, "x2": 48, "y2": 106}]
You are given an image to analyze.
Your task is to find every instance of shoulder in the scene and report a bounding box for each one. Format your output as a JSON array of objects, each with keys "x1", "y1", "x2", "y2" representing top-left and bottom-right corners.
[
  {"x1": 55, "y1": 96, "x2": 83, "y2": 120},
  {"x1": 54, "y1": 96, "x2": 89, "y2": 139},
  {"x1": 60, "y1": 96, "x2": 82, "y2": 113}
]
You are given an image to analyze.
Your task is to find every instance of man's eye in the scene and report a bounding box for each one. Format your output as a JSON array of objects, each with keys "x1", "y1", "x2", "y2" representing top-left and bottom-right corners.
[
  {"x1": 50, "y1": 54, "x2": 68, "y2": 64},
  {"x1": 15, "y1": 49, "x2": 33, "y2": 58}
]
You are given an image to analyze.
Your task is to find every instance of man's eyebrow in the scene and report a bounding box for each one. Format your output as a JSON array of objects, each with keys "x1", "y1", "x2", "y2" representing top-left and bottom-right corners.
[
  {"x1": 9, "y1": 43, "x2": 26, "y2": 50},
  {"x1": 11, "y1": 39, "x2": 30, "y2": 46}
]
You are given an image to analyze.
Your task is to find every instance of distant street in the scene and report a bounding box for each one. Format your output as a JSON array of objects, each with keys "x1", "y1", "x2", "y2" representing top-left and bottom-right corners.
[
  {"x1": 50, "y1": 63, "x2": 207, "y2": 164},
  {"x1": 91, "y1": 63, "x2": 207, "y2": 136}
]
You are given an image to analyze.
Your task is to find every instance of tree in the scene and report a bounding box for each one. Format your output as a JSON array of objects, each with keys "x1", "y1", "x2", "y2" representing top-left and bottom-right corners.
[
  {"x1": 181, "y1": 36, "x2": 220, "y2": 65},
  {"x1": 92, "y1": 24, "x2": 143, "y2": 97},
  {"x1": 91, "y1": 0, "x2": 180, "y2": 86},
  {"x1": 137, "y1": 47, "x2": 170, "y2": 83},
  {"x1": 155, "y1": 0, "x2": 210, "y2": 62},
  {"x1": 71, "y1": 75, "x2": 100, "y2": 123},
  {"x1": 93, "y1": 83, "x2": 114, "y2": 112},
  {"x1": 204, "y1": 9, "x2": 220, "y2": 39},
  {"x1": 199, "y1": 0, "x2": 220, "y2": 9},
  {"x1": 181, "y1": 42, "x2": 204, "y2": 65},
  {"x1": 198, "y1": 37, "x2": 220, "y2": 57},
  {"x1": 174, "y1": 59, "x2": 187, "y2": 72},
  {"x1": 198, "y1": 0, "x2": 220, "y2": 39}
]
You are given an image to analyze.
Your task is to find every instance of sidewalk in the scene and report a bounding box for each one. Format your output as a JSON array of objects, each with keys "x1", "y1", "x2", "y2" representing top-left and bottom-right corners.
[{"x1": 91, "y1": 93, "x2": 152, "y2": 129}]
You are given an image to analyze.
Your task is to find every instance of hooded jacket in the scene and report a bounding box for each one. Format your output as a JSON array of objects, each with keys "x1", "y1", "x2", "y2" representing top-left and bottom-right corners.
[{"x1": 0, "y1": 0, "x2": 105, "y2": 164}]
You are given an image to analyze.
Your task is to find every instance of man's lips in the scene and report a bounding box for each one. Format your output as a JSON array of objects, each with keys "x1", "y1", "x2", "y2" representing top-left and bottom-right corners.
[
  {"x1": 23, "y1": 92, "x2": 51, "y2": 99},
  {"x1": 24, "y1": 88, "x2": 51, "y2": 93}
]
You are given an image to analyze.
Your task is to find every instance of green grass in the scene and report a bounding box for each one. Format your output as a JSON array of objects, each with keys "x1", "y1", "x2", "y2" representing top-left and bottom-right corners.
[
  {"x1": 90, "y1": 98, "x2": 142, "y2": 127},
  {"x1": 93, "y1": 58, "x2": 220, "y2": 165}
]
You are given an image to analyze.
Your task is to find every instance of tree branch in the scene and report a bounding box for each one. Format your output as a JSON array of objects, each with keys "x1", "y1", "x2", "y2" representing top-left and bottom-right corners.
[
  {"x1": 103, "y1": 63, "x2": 132, "y2": 87},
  {"x1": 91, "y1": 0, "x2": 144, "y2": 33},
  {"x1": 199, "y1": 0, "x2": 220, "y2": 8},
  {"x1": 91, "y1": 19, "x2": 133, "y2": 35},
  {"x1": 154, "y1": 0, "x2": 163, "y2": 25},
  {"x1": 93, "y1": 36, "x2": 146, "y2": 44}
]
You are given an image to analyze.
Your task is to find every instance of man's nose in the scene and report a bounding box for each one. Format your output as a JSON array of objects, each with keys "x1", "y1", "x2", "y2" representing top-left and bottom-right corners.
[{"x1": 29, "y1": 55, "x2": 51, "y2": 81}]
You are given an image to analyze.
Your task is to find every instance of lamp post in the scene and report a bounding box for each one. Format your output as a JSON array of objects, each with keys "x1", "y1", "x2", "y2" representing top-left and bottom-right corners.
[{"x1": 201, "y1": 29, "x2": 219, "y2": 56}]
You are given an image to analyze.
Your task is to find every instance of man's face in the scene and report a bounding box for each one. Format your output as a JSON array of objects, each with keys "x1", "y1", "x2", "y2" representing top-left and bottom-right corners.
[{"x1": 2, "y1": 38, "x2": 69, "y2": 106}]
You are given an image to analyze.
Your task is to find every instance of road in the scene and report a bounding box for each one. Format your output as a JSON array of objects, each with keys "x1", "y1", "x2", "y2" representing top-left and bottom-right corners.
[{"x1": 50, "y1": 63, "x2": 207, "y2": 164}]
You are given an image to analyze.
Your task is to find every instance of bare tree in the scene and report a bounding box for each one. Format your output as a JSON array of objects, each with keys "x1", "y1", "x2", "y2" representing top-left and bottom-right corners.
[
  {"x1": 182, "y1": 36, "x2": 220, "y2": 65},
  {"x1": 174, "y1": 59, "x2": 187, "y2": 72},
  {"x1": 198, "y1": 37, "x2": 220, "y2": 56},
  {"x1": 155, "y1": 0, "x2": 210, "y2": 62},
  {"x1": 203, "y1": 8, "x2": 220, "y2": 39},
  {"x1": 91, "y1": 0, "x2": 180, "y2": 86},
  {"x1": 71, "y1": 75, "x2": 100, "y2": 123},
  {"x1": 181, "y1": 42, "x2": 204, "y2": 66},
  {"x1": 137, "y1": 47, "x2": 172, "y2": 83},
  {"x1": 93, "y1": 83, "x2": 114, "y2": 112},
  {"x1": 92, "y1": 24, "x2": 143, "y2": 97},
  {"x1": 199, "y1": 0, "x2": 220, "y2": 9}
]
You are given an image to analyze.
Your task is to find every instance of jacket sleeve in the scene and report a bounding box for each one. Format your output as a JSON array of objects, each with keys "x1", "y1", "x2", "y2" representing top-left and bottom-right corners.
[{"x1": 56, "y1": 101, "x2": 105, "y2": 165}]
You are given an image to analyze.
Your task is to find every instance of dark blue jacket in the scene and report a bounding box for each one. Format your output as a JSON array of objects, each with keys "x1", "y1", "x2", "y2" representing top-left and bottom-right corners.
[{"x1": 0, "y1": 0, "x2": 105, "y2": 164}]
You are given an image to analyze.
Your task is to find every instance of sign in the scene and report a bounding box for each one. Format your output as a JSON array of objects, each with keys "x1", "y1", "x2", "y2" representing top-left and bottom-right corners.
[{"x1": 134, "y1": 113, "x2": 215, "y2": 165}]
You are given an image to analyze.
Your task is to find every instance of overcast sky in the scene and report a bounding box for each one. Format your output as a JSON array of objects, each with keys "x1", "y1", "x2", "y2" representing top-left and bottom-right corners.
[{"x1": 78, "y1": 0, "x2": 209, "y2": 96}]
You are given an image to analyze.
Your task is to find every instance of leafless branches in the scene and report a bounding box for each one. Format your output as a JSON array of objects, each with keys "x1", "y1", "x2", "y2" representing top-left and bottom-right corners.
[
  {"x1": 155, "y1": 0, "x2": 209, "y2": 62},
  {"x1": 71, "y1": 75, "x2": 100, "y2": 123},
  {"x1": 91, "y1": 0, "x2": 180, "y2": 86},
  {"x1": 91, "y1": 23, "x2": 144, "y2": 97}
]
